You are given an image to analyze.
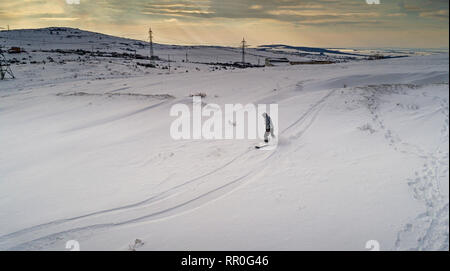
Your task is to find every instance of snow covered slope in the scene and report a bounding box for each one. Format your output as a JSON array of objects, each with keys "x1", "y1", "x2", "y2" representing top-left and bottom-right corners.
[
  {"x1": 1, "y1": 27, "x2": 337, "y2": 74},
  {"x1": 0, "y1": 28, "x2": 448, "y2": 251}
]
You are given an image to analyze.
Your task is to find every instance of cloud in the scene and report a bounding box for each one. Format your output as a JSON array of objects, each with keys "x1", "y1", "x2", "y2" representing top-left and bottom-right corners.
[
  {"x1": 164, "y1": 18, "x2": 179, "y2": 23},
  {"x1": 386, "y1": 13, "x2": 408, "y2": 17},
  {"x1": 1, "y1": 0, "x2": 448, "y2": 25},
  {"x1": 399, "y1": 0, "x2": 449, "y2": 14},
  {"x1": 40, "y1": 17, "x2": 80, "y2": 21},
  {"x1": 420, "y1": 9, "x2": 449, "y2": 19},
  {"x1": 0, "y1": 0, "x2": 448, "y2": 48},
  {"x1": 249, "y1": 5, "x2": 263, "y2": 10}
]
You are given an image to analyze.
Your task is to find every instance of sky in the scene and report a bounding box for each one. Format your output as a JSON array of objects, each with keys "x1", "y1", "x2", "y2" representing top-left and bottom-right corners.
[{"x1": 0, "y1": 0, "x2": 448, "y2": 48}]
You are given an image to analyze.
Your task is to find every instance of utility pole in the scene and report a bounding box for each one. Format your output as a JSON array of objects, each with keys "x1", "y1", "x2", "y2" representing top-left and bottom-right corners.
[
  {"x1": 185, "y1": 51, "x2": 188, "y2": 63},
  {"x1": 241, "y1": 37, "x2": 248, "y2": 64},
  {"x1": 168, "y1": 55, "x2": 171, "y2": 73},
  {"x1": 149, "y1": 27, "x2": 154, "y2": 61}
]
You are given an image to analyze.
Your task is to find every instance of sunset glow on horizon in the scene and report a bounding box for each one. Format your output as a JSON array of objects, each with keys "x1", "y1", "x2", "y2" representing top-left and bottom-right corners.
[{"x1": 0, "y1": 0, "x2": 448, "y2": 48}]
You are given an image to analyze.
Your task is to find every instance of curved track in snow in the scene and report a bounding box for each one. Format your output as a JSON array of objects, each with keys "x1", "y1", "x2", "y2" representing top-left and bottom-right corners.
[{"x1": 0, "y1": 84, "x2": 338, "y2": 251}]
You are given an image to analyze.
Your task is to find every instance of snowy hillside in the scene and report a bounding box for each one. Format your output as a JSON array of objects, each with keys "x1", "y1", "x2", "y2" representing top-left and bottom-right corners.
[
  {"x1": 0, "y1": 28, "x2": 448, "y2": 251},
  {"x1": 0, "y1": 27, "x2": 348, "y2": 80}
]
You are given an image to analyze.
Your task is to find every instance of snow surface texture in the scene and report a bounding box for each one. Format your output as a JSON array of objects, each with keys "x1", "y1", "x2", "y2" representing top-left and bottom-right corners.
[{"x1": 0, "y1": 28, "x2": 448, "y2": 251}]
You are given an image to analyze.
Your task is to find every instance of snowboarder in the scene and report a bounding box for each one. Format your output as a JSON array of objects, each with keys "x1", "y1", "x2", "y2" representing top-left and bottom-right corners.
[{"x1": 262, "y1": 112, "x2": 275, "y2": 143}]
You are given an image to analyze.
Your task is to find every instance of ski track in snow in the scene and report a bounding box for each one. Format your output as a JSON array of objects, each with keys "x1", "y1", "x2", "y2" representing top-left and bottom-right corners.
[
  {"x1": 61, "y1": 100, "x2": 168, "y2": 133},
  {"x1": 360, "y1": 84, "x2": 449, "y2": 250},
  {"x1": 282, "y1": 89, "x2": 337, "y2": 135},
  {"x1": 1, "y1": 31, "x2": 448, "y2": 250},
  {"x1": 0, "y1": 82, "x2": 337, "y2": 250},
  {"x1": 0, "y1": 143, "x2": 266, "y2": 250},
  {"x1": 1, "y1": 79, "x2": 448, "y2": 251},
  {"x1": 7, "y1": 80, "x2": 448, "y2": 251}
]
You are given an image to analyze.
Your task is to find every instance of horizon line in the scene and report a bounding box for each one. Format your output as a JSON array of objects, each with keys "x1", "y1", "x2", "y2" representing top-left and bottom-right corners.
[{"x1": 1, "y1": 26, "x2": 449, "y2": 50}]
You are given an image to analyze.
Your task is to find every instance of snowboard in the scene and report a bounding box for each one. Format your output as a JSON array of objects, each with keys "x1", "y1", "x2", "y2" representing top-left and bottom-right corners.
[{"x1": 255, "y1": 143, "x2": 269, "y2": 149}]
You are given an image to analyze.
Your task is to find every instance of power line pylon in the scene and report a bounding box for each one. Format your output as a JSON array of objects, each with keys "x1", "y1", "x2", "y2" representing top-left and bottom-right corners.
[
  {"x1": 0, "y1": 47, "x2": 15, "y2": 80},
  {"x1": 149, "y1": 27, "x2": 154, "y2": 61},
  {"x1": 241, "y1": 37, "x2": 248, "y2": 64}
]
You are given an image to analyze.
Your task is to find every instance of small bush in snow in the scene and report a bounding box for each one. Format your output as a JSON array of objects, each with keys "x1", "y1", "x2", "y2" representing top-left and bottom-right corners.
[
  {"x1": 190, "y1": 92, "x2": 207, "y2": 98},
  {"x1": 128, "y1": 239, "x2": 145, "y2": 251}
]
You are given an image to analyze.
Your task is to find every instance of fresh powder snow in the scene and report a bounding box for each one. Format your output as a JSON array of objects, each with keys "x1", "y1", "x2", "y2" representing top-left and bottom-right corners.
[{"x1": 0, "y1": 28, "x2": 448, "y2": 251}]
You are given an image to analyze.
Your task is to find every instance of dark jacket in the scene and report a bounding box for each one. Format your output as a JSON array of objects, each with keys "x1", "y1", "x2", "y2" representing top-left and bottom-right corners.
[{"x1": 265, "y1": 114, "x2": 273, "y2": 132}]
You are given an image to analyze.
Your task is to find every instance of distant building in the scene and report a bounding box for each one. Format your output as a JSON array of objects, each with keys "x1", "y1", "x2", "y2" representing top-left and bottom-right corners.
[
  {"x1": 8, "y1": 47, "x2": 24, "y2": 54},
  {"x1": 368, "y1": 54, "x2": 385, "y2": 60},
  {"x1": 265, "y1": 57, "x2": 289, "y2": 66},
  {"x1": 233, "y1": 62, "x2": 253, "y2": 68}
]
